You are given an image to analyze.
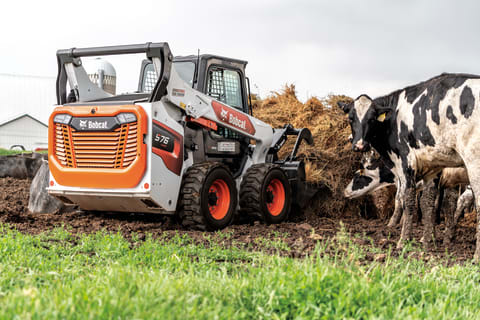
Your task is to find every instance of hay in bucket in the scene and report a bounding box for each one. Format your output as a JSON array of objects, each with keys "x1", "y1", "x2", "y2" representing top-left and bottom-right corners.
[{"x1": 253, "y1": 84, "x2": 376, "y2": 217}]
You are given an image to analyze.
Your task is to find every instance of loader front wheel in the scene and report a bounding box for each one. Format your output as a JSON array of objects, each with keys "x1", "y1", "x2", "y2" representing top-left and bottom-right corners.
[
  {"x1": 240, "y1": 164, "x2": 291, "y2": 224},
  {"x1": 178, "y1": 162, "x2": 237, "y2": 231}
]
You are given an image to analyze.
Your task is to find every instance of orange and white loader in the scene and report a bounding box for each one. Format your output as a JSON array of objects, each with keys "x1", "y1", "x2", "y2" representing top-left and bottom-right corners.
[{"x1": 48, "y1": 42, "x2": 313, "y2": 230}]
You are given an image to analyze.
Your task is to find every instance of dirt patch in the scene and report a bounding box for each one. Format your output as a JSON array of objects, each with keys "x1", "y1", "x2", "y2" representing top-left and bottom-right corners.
[
  {"x1": 0, "y1": 177, "x2": 31, "y2": 219},
  {"x1": 0, "y1": 177, "x2": 476, "y2": 264}
]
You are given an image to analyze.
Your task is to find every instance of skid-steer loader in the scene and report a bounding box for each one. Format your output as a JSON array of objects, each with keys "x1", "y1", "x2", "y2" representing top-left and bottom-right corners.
[{"x1": 47, "y1": 42, "x2": 313, "y2": 230}]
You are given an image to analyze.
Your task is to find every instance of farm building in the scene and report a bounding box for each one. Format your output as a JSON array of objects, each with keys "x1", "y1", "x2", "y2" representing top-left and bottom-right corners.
[
  {"x1": 0, "y1": 114, "x2": 48, "y2": 150},
  {"x1": 0, "y1": 73, "x2": 56, "y2": 150}
]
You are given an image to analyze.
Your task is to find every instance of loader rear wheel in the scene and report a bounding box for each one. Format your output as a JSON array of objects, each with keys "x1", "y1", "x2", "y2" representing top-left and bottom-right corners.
[
  {"x1": 240, "y1": 164, "x2": 291, "y2": 224},
  {"x1": 178, "y1": 162, "x2": 237, "y2": 231}
]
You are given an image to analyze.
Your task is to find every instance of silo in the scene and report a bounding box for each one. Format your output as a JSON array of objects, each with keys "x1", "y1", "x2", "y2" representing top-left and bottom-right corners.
[{"x1": 84, "y1": 58, "x2": 116, "y2": 95}]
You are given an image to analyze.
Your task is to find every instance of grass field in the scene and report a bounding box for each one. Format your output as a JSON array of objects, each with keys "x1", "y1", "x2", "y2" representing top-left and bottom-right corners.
[
  {"x1": 0, "y1": 148, "x2": 48, "y2": 156},
  {"x1": 0, "y1": 148, "x2": 24, "y2": 156},
  {"x1": 1, "y1": 225, "x2": 480, "y2": 319}
]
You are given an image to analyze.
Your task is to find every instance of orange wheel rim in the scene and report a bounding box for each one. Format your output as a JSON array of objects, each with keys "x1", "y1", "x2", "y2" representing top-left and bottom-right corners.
[
  {"x1": 208, "y1": 179, "x2": 230, "y2": 220},
  {"x1": 266, "y1": 179, "x2": 285, "y2": 216}
]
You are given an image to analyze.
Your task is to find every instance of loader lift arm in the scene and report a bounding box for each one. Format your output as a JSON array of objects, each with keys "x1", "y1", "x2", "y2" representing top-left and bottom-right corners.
[
  {"x1": 269, "y1": 124, "x2": 314, "y2": 163},
  {"x1": 56, "y1": 42, "x2": 173, "y2": 105}
]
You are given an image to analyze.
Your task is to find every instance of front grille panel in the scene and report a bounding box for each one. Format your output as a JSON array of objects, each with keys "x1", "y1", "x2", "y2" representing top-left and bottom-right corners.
[
  {"x1": 55, "y1": 124, "x2": 75, "y2": 167},
  {"x1": 54, "y1": 122, "x2": 138, "y2": 168}
]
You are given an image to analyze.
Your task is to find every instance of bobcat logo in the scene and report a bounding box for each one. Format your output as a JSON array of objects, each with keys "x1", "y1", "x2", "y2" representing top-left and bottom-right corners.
[
  {"x1": 220, "y1": 108, "x2": 228, "y2": 120},
  {"x1": 79, "y1": 120, "x2": 87, "y2": 129}
]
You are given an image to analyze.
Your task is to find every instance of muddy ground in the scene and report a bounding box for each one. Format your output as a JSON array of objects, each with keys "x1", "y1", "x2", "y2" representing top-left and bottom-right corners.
[{"x1": 0, "y1": 177, "x2": 477, "y2": 264}]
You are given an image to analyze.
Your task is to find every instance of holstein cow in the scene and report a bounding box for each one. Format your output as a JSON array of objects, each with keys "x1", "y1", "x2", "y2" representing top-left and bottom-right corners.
[
  {"x1": 344, "y1": 156, "x2": 471, "y2": 245},
  {"x1": 343, "y1": 154, "x2": 401, "y2": 226},
  {"x1": 338, "y1": 73, "x2": 480, "y2": 259}
]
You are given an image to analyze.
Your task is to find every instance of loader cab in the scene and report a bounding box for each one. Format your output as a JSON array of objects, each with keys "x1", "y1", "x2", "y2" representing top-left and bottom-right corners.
[
  {"x1": 138, "y1": 54, "x2": 251, "y2": 114},
  {"x1": 138, "y1": 54, "x2": 253, "y2": 177}
]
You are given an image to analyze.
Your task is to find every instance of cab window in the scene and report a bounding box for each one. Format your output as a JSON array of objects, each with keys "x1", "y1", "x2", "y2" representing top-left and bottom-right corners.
[
  {"x1": 206, "y1": 67, "x2": 243, "y2": 110},
  {"x1": 141, "y1": 61, "x2": 195, "y2": 93}
]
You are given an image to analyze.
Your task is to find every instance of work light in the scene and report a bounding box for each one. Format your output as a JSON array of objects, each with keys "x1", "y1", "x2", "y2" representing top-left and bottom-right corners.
[
  {"x1": 116, "y1": 113, "x2": 137, "y2": 124},
  {"x1": 53, "y1": 114, "x2": 72, "y2": 124}
]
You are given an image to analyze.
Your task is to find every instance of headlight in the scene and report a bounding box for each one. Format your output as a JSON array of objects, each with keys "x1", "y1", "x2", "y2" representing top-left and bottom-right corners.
[
  {"x1": 116, "y1": 112, "x2": 137, "y2": 124},
  {"x1": 53, "y1": 114, "x2": 72, "y2": 124}
]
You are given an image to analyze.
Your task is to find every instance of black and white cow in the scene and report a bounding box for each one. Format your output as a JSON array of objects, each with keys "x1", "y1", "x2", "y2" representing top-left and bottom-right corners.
[
  {"x1": 344, "y1": 156, "x2": 396, "y2": 199},
  {"x1": 344, "y1": 155, "x2": 471, "y2": 245},
  {"x1": 343, "y1": 154, "x2": 403, "y2": 227},
  {"x1": 338, "y1": 73, "x2": 480, "y2": 259}
]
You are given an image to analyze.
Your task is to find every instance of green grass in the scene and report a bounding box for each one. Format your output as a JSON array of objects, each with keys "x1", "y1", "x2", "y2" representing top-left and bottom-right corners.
[
  {"x1": 0, "y1": 148, "x2": 24, "y2": 156},
  {"x1": 1, "y1": 225, "x2": 480, "y2": 319},
  {"x1": 0, "y1": 148, "x2": 48, "y2": 156}
]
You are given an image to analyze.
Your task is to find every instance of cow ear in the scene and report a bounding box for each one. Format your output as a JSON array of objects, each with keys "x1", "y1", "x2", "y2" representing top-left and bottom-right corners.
[{"x1": 337, "y1": 101, "x2": 351, "y2": 113}]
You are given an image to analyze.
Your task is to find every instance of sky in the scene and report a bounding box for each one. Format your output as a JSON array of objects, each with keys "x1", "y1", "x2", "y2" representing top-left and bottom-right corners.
[{"x1": 2, "y1": 0, "x2": 480, "y2": 101}]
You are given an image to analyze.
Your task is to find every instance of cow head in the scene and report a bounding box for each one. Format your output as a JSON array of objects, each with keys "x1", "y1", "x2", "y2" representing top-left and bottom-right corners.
[
  {"x1": 344, "y1": 152, "x2": 395, "y2": 198},
  {"x1": 338, "y1": 95, "x2": 391, "y2": 152}
]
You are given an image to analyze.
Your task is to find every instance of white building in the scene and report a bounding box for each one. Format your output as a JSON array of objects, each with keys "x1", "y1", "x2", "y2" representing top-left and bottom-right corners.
[
  {"x1": 0, "y1": 114, "x2": 48, "y2": 150},
  {"x1": 0, "y1": 73, "x2": 56, "y2": 150}
]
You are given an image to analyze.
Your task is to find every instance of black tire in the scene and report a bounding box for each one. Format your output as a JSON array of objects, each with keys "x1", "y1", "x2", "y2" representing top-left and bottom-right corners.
[
  {"x1": 177, "y1": 162, "x2": 237, "y2": 231},
  {"x1": 239, "y1": 164, "x2": 292, "y2": 224}
]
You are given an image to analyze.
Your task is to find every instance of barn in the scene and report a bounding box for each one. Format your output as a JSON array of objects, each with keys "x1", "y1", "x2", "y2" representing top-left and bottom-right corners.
[
  {"x1": 0, "y1": 73, "x2": 56, "y2": 151},
  {"x1": 0, "y1": 114, "x2": 48, "y2": 151}
]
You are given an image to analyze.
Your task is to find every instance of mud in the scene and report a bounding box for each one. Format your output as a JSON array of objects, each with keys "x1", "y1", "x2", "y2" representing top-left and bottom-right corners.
[{"x1": 0, "y1": 177, "x2": 477, "y2": 264}]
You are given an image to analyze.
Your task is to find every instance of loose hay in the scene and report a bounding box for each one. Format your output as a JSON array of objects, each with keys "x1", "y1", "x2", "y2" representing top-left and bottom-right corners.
[{"x1": 253, "y1": 84, "x2": 371, "y2": 217}]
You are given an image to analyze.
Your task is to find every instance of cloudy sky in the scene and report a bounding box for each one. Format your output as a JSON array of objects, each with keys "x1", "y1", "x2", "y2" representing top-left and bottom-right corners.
[{"x1": 2, "y1": 0, "x2": 480, "y2": 101}]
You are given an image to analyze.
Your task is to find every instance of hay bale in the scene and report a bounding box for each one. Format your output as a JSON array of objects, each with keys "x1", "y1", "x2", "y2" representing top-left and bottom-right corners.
[{"x1": 253, "y1": 85, "x2": 365, "y2": 217}]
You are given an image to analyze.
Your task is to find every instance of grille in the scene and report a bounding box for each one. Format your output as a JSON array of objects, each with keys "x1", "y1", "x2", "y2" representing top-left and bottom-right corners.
[{"x1": 54, "y1": 122, "x2": 138, "y2": 168}]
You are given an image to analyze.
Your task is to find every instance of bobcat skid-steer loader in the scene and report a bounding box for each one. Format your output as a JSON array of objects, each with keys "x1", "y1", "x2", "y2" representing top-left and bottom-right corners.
[{"x1": 48, "y1": 42, "x2": 313, "y2": 230}]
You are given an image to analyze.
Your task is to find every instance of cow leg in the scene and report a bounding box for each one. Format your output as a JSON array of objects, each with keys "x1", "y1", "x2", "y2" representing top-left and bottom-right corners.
[
  {"x1": 475, "y1": 200, "x2": 480, "y2": 262},
  {"x1": 443, "y1": 188, "x2": 456, "y2": 247},
  {"x1": 454, "y1": 187, "x2": 473, "y2": 224},
  {"x1": 466, "y1": 175, "x2": 480, "y2": 261},
  {"x1": 388, "y1": 192, "x2": 403, "y2": 227},
  {"x1": 447, "y1": 187, "x2": 472, "y2": 244},
  {"x1": 397, "y1": 178, "x2": 416, "y2": 249},
  {"x1": 443, "y1": 186, "x2": 464, "y2": 246},
  {"x1": 419, "y1": 179, "x2": 437, "y2": 250}
]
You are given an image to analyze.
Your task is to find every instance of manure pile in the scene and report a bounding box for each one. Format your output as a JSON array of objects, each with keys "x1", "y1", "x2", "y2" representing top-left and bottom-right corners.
[{"x1": 253, "y1": 85, "x2": 374, "y2": 217}]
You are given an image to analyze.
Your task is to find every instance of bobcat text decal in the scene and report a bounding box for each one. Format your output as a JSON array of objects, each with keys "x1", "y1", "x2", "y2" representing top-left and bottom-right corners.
[
  {"x1": 69, "y1": 117, "x2": 119, "y2": 131},
  {"x1": 211, "y1": 101, "x2": 256, "y2": 135},
  {"x1": 81, "y1": 120, "x2": 108, "y2": 130}
]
